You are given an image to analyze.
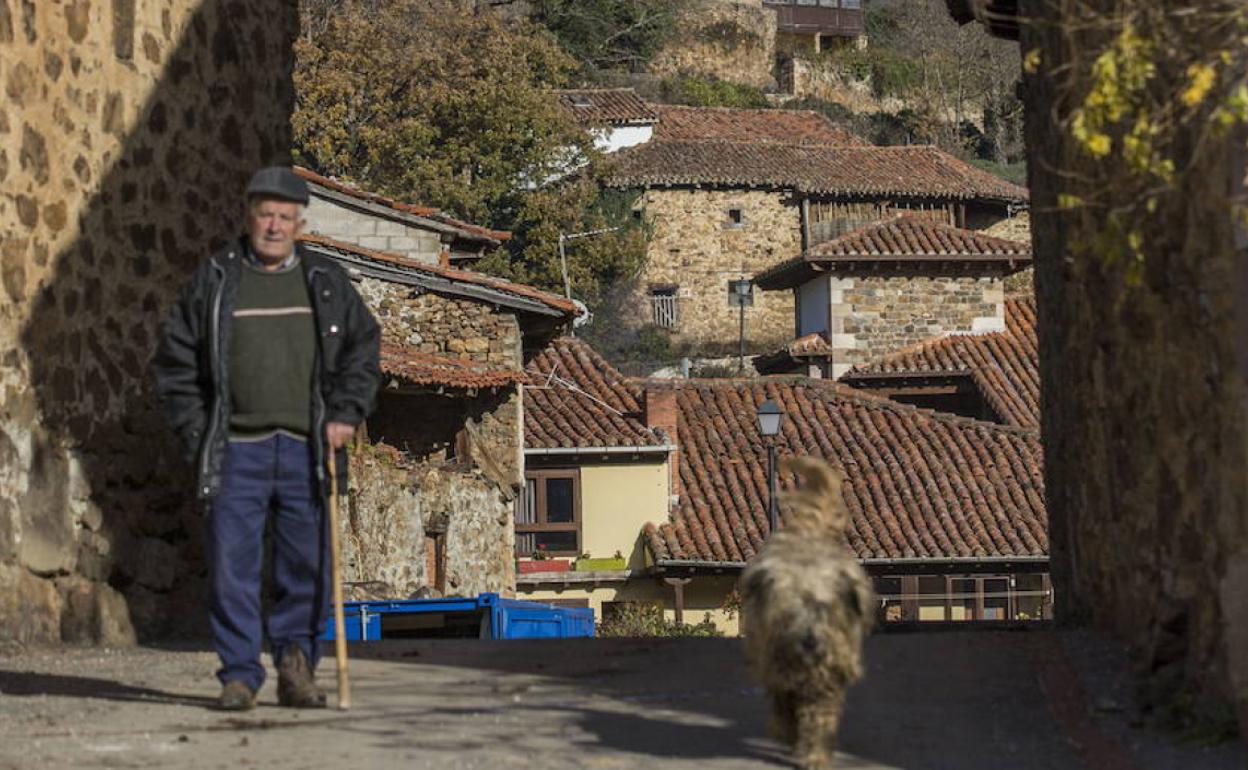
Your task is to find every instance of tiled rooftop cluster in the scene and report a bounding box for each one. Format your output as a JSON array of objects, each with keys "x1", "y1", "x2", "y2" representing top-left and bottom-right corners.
[
  {"x1": 605, "y1": 141, "x2": 1029, "y2": 201},
  {"x1": 523, "y1": 339, "x2": 667, "y2": 449},
  {"x1": 521, "y1": 339, "x2": 1046, "y2": 566},
  {"x1": 643, "y1": 378, "x2": 1046, "y2": 565},
  {"x1": 555, "y1": 89, "x2": 660, "y2": 127},
  {"x1": 651, "y1": 103, "x2": 868, "y2": 146},
  {"x1": 845, "y1": 297, "x2": 1040, "y2": 428}
]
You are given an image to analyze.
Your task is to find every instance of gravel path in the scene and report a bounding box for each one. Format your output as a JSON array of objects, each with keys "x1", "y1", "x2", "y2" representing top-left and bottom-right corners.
[{"x1": 0, "y1": 631, "x2": 1242, "y2": 769}]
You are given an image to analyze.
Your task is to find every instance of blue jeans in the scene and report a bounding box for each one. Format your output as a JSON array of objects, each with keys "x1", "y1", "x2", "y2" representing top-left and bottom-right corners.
[{"x1": 208, "y1": 434, "x2": 329, "y2": 691}]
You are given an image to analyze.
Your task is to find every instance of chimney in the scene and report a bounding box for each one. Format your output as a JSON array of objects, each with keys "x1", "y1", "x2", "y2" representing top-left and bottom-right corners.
[{"x1": 644, "y1": 386, "x2": 681, "y2": 505}]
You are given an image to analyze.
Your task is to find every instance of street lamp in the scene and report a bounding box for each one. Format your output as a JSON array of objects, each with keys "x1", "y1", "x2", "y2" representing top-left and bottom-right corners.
[{"x1": 757, "y1": 399, "x2": 784, "y2": 534}]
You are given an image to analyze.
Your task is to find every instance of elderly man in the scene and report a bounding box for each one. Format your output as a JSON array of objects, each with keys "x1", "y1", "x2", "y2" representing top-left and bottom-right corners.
[{"x1": 153, "y1": 167, "x2": 380, "y2": 710}]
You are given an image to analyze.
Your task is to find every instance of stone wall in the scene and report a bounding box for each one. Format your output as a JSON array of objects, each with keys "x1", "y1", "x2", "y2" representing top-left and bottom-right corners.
[
  {"x1": 357, "y1": 278, "x2": 522, "y2": 368},
  {"x1": 824, "y1": 275, "x2": 1006, "y2": 376},
  {"x1": 648, "y1": 0, "x2": 778, "y2": 90},
  {"x1": 344, "y1": 441, "x2": 516, "y2": 599},
  {"x1": 636, "y1": 188, "x2": 799, "y2": 351},
  {"x1": 304, "y1": 196, "x2": 445, "y2": 266},
  {"x1": 1022, "y1": 2, "x2": 1248, "y2": 733},
  {"x1": 346, "y1": 278, "x2": 526, "y2": 598},
  {"x1": 0, "y1": 1, "x2": 296, "y2": 643}
]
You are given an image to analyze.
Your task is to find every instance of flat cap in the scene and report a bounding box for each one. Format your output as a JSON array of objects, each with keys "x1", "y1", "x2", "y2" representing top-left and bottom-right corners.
[{"x1": 245, "y1": 166, "x2": 309, "y2": 205}]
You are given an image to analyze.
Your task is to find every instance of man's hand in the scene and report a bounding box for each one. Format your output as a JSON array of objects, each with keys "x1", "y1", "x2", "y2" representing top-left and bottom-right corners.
[{"x1": 326, "y1": 421, "x2": 355, "y2": 450}]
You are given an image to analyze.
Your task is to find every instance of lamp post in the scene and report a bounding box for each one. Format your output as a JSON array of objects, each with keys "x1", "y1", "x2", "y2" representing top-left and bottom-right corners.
[
  {"x1": 728, "y1": 278, "x2": 754, "y2": 373},
  {"x1": 757, "y1": 398, "x2": 784, "y2": 534}
]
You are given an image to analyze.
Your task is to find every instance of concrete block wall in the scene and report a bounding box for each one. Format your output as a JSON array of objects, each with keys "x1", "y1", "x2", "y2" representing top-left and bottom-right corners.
[{"x1": 305, "y1": 196, "x2": 445, "y2": 265}]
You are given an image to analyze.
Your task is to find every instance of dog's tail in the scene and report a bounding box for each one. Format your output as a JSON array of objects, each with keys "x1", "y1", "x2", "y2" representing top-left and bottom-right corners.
[{"x1": 780, "y1": 456, "x2": 850, "y2": 535}]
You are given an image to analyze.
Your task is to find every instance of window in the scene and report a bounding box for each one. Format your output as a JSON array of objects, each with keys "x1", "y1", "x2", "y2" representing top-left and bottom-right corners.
[
  {"x1": 841, "y1": 0, "x2": 861, "y2": 8},
  {"x1": 649, "y1": 285, "x2": 679, "y2": 329},
  {"x1": 515, "y1": 469, "x2": 581, "y2": 557},
  {"x1": 725, "y1": 207, "x2": 746, "y2": 228}
]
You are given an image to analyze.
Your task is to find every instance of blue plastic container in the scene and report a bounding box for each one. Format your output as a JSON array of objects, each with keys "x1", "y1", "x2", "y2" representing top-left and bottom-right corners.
[{"x1": 320, "y1": 593, "x2": 594, "y2": 641}]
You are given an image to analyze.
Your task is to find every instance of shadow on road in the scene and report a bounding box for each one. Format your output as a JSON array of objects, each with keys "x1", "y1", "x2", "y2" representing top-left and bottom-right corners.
[{"x1": 0, "y1": 670, "x2": 217, "y2": 708}]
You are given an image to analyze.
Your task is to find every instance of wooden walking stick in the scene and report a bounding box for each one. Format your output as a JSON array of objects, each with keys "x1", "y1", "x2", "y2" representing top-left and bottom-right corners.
[{"x1": 326, "y1": 450, "x2": 351, "y2": 710}]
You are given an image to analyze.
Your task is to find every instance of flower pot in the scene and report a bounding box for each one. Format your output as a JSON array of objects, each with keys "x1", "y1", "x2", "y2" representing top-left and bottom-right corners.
[
  {"x1": 518, "y1": 559, "x2": 571, "y2": 574},
  {"x1": 574, "y1": 557, "x2": 627, "y2": 571}
]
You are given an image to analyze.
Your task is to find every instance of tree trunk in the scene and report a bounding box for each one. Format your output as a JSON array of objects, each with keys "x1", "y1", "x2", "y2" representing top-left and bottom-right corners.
[{"x1": 1022, "y1": 0, "x2": 1248, "y2": 730}]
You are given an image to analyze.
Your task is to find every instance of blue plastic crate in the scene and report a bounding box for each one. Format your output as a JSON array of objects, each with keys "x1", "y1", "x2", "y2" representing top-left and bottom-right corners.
[{"x1": 320, "y1": 593, "x2": 594, "y2": 641}]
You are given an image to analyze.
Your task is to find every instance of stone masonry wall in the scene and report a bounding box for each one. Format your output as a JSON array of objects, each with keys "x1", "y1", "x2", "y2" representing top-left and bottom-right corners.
[
  {"x1": 305, "y1": 196, "x2": 444, "y2": 266},
  {"x1": 358, "y1": 278, "x2": 522, "y2": 367},
  {"x1": 0, "y1": 1, "x2": 295, "y2": 643},
  {"x1": 648, "y1": 0, "x2": 778, "y2": 90},
  {"x1": 346, "y1": 278, "x2": 525, "y2": 598},
  {"x1": 345, "y1": 439, "x2": 517, "y2": 600},
  {"x1": 637, "y1": 188, "x2": 799, "y2": 352},
  {"x1": 828, "y1": 275, "x2": 1005, "y2": 376}
]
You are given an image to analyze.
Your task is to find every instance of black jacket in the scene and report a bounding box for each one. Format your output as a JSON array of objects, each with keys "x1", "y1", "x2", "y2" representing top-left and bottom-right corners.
[{"x1": 152, "y1": 238, "x2": 381, "y2": 499}]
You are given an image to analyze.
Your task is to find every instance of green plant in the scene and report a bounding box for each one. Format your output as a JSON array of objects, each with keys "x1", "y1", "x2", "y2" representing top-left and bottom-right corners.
[
  {"x1": 658, "y1": 76, "x2": 770, "y2": 109},
  {"x1": 597, "y1": 603, "x2": 723, "y2": 637},
  {"x1": 531, "y1": 544, "x2": 550, "y2": 561}
]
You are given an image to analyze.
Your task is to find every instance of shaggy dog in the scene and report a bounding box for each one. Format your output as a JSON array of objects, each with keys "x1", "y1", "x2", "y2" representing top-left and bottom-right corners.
[{"x1": 739, "y1": 457, "x2": 875, "y2": 769}]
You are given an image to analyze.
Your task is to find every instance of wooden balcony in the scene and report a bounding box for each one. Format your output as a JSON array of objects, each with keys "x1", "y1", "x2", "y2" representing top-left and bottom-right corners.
[{"x1": 763, "y1": 1, "x2": 866, "y2": 38}]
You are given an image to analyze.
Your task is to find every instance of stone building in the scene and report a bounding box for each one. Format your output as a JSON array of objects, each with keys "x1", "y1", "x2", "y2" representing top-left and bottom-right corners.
[
  {"x1": 753, "y1": 215, "x2": 1032, "y2": 377},
  {"x1": 604, "y1": 138, "x2": 1028, "y2": 353},
  {"x1": 295, "y1": 166, "x2": 509, "y2": 267},
  {"x1": 0, "y1": 1, "x2": 297, "y2": 643},
  {"x1": 298, "y1": 235, "x2": 579, "y2": 600}
]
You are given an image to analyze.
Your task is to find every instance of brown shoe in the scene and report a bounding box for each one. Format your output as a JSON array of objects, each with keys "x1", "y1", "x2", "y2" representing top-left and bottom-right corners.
[
  {"x1": 216, "y1": 680, "x2": 256, "y2": 711},
  {"x1": 276, "y1": 646, "x2": 326, "y2": 708}
]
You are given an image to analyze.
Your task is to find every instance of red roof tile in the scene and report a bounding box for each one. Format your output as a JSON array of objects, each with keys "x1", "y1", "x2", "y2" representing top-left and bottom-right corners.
[
  {"x1": 293, "y1": 166, "x2": 511, "y2": 244},
  {"x1": 556, "y1": 89, "x2": 660, "y2": 127},
  {"x1": 843, "y1": 297, "x2": 1040, "y2": 428},
  {"x1": 652, "y1": 103, "x2": 867, "y2": 146},
  {"x1": 605, "y1": 141, "x2": 1028, "y2": 202},
  {"x1": 643, "y1": 377, "x2": 1046, "y2": 564},
  {"x1": 524, "y1": 338, "x2": 668, "y2": 449},
  {"x1": 381, "y1": 344, "x2": 524, "y2": 389},
  {"x1": 756, "y1": 215, "x2": 1032, "y2": 288},
  {"x1": 299, "y1": 233, "x2": 581, "y2": 318}
]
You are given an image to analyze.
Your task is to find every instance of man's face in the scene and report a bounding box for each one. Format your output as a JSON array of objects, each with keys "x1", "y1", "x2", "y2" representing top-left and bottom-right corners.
[{"x1": 246, "y1": 198, "x2": 303, "y2": 264}]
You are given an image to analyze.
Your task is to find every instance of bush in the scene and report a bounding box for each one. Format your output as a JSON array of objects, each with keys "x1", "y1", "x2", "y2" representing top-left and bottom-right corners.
[
  {"x1": 659, "y1": 76, "x2": 770, "y2": 108},
  {"x1": 597, "y1": 603, "x2": 723, "y2": 637}
]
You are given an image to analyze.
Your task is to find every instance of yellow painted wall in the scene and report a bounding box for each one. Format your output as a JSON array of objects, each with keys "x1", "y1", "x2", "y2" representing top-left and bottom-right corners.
[
  {"x1": 519, "y1": 575, "x2": 742, "y2": 636},
  {"x1": 578, "y1": 461, "x2": 670, "y2": 570}
]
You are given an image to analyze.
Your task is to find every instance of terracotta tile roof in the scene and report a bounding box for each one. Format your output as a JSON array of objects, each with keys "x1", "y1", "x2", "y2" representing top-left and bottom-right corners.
[
  {"x1": 555, "y1": 89, "x2": 660, "y2": 127},
  {"x1": 300, "y1": 234, "x2": 581, "y2": 319},
  {"x1": 604, "y1": 141, "x2": 1029, "y2": 202},
  {"x1": 652, "y1": 103, "x2": 867, "y2": 146},
  {"x1": 292, "y1": 166, "x2": 511, "y2": 244},
  {"x1": 843, "y1": 297, "x2": 1040, "y2": 428},
  {"x1": 381, "y1": 344, "x2": 523, "y2": 389},
  {"x1": 524, "y1": 338, "x2": 668, "y2": 449},
  {"x1": 755, "y1": 215, "x2": 1032, "y2": 289},
  {"x1": 643, "y1": 377, "x2": 1046, "y2": 564},
  {"x1": 753, "y1": 334, "x2": 836, "y2": 375}
]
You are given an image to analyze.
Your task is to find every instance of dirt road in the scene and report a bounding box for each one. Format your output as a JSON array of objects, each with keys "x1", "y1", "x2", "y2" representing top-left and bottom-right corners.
[{"x1": 0, "y1": 630, "x2": 1242, "y2": 769}]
